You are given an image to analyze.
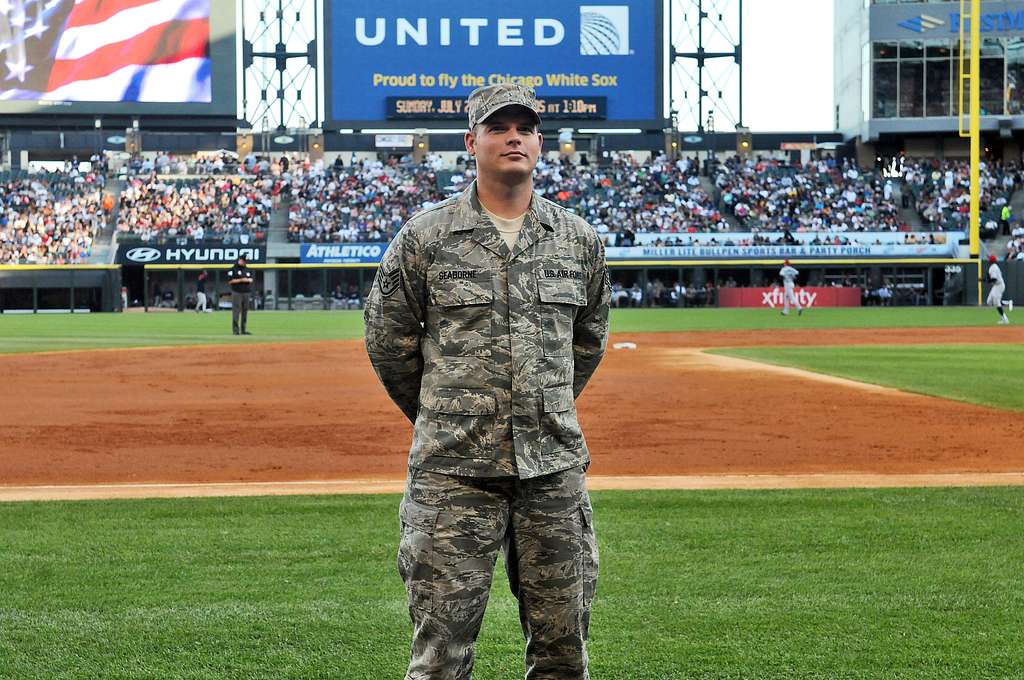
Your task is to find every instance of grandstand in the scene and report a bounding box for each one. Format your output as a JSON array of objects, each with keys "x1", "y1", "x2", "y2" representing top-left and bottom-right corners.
[
  {"x1": 1, "y1": 0, "x2": 1021, "y2": 313},
  {"x1": 3, "y1": 148, "x2": 1015, "y2": 312},
  {"x1": 0, "y1": 168, "x2": 109, "y2": 265}
]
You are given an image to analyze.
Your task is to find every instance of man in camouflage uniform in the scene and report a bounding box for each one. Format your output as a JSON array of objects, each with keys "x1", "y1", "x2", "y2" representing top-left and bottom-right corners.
[{"x1": 365, "y1": 82, "x2": 610, "y2": 680}]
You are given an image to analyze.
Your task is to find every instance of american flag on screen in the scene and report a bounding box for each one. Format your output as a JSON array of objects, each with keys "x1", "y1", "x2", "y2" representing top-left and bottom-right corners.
[{"x1": 0, "y1": 0, "x2": 211, "y2": 102}]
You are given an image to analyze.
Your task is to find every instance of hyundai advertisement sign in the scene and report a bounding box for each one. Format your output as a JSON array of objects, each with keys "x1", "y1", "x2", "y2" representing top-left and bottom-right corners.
[
  {"x1": 300, "y1": 243, "x2": 386, "y2": 264},
  {"x1": 116, "y1": 243, "x2": 266, "y2": 265},
  {"x1": 325, "y1": 0, "x2": 663, "y2": 127}
]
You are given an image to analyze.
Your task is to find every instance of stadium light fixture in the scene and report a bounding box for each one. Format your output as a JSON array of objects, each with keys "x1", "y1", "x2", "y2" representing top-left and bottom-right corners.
[
  {"x1": 576, "y1": 128, "x2": 643, "y2": 134},
  {"x1": 359, "y1": 128, "x2": 466, "y2": 135}
]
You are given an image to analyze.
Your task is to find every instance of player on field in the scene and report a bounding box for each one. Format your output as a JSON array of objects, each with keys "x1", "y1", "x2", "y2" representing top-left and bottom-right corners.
[
  {"x1": 987, "y1": 254, "x2": 1013, "y2": 324},
  {"x1": 779, "y1": 259, "x2": 803, "y2": 316}
]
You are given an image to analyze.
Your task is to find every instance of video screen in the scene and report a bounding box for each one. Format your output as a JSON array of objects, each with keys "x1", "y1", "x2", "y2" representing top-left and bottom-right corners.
[
  {"x1": 325, "y1": 0, "x2": 663, "y2": 127},
  {"x1": 0, "y1": 0, "x2": 211, "y2": 103},
  {"x1": 0, "y1": 0, "x2": 235, "y2": 117}
]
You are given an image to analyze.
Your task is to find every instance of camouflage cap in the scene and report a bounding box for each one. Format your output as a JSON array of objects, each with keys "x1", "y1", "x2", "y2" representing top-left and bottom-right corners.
[{"x1": 467, "y1": 82, "x2": 541, "y2": 129}]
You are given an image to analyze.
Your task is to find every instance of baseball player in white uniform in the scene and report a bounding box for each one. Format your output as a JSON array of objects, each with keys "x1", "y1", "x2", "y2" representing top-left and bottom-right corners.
[
  {"x1": 779, "y1": 259, "x2": 803, "y2": 316},
  {"x1": 987, "y1": 255, "x2": 1013, "y2": 324}
]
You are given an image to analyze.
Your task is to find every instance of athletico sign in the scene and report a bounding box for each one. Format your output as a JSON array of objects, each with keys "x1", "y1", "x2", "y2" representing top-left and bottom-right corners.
[
  {"x1": 300, "y1": 242, "x2": 386, "y2": 264},
  {"x1": 116, "y1": 243, "x2": 266, "y2": 265},
  {"x1": 718, "y1": 287, "x2": 862, "y2": 309}
]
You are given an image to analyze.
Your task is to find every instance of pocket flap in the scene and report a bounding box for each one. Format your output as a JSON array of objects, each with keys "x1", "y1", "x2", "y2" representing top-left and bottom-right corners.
[
  {"x1": 579, "y1": 502, "x2": 594, "y2": 528},
  {"x1": 423, "y1": 387, "x2": 497, "y2": 415},
  {"x1": 431, "y1": 278, "x2": 493, "y2": 307},
  {"x1": 400, "y1": 498, "x2": 439, "y2": 532},
  {"x1": 537, "y1": 276, "x2": 586, "y2": 306},
  {"x1": 542, "y1": 385, "x2": 575, "y2": 413}
]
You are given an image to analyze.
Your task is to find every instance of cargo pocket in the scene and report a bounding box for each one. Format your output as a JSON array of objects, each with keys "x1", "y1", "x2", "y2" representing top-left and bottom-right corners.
[
  {"x1": 537, "y1": 275, "x2": 586, "y2": 357},
  {"x1": 418, "y1": 387, "x2": 497, "y2": 457},
  {"x1": 579, "y1": 502, "x2": 598, "y2": 610},
  {"x1": 398, "y1": 497, "x2": 440, "y2": 613},
  {"x1": 431, "y1": 275, "x2": 493, "y2": 357},
  {"x1": 540, "y1": 385, "x2": 583, "y2": 454}
]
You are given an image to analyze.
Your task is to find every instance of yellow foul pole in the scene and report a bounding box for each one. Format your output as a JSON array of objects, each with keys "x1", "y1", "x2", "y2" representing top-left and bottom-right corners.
[
  {"x1": 960, "y1": 0, "x2": 982, "y2": 304},
  {"x1": 969, "y1": 0, "x2": 981, "y2": 304}
]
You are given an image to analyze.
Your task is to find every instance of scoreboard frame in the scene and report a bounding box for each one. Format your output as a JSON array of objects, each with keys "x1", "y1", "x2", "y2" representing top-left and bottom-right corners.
[{"x1": 323, "y1": 1, "x2": 667, "y2": 132}]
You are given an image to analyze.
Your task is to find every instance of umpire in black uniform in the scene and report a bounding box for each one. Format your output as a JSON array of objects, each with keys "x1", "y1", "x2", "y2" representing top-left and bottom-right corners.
[{"x1": 226, "y1": 256, "x2": 253, "y2": 335}]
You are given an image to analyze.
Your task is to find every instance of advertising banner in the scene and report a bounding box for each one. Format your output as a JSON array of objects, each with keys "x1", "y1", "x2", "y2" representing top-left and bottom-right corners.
[
  {"x1": 117, "y1": 243, "x2": 266, "y2": 265},
  {"x1": 629, "y1": 231, "x2": 963, "y2": 246},
  {"x1": 718, "y1": 287, "x2": 862, "y2": 309},
  {"x1": 300, "y1": 243, "x2": 386, "y2": 264},
  {"x1": 326, "y1": 0, "x2": 662, "y2": 126},
  {"x1": 870, "y1": 2, "x2": 1024, "y2": 41},
  {"x1": 605, "y1": 243, "x2": 957, "y2": 260}
]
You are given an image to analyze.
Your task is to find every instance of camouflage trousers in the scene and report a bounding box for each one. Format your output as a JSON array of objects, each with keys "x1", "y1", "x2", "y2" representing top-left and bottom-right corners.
[{"x1": 398, "y1": 465, "x2": 598, "y2": 680}]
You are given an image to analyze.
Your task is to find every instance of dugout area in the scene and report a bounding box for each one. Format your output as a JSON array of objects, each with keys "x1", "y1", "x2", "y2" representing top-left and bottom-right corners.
[
  {"x1": 134, "y1": 259, "x2": 984, "y2": 312},
  {"x1": 0, "y1": 259, "x2": 998, "y2": 313},
  {"x1": 0, "y1": 265, "x2": 121, "y2": 313}
]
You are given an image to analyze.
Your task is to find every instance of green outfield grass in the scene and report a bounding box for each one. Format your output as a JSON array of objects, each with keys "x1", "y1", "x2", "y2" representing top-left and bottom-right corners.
[
  {"x1": 714, "y1": 344, "x2": 1024, "y2": 412},
  {"x1": 1, "y1": 487, "x2": 1022, "y2": 679},
  {"x1": 0, "y1": 310, "x2": 367, "y2": 354},
  {"x1": 0, "y1": 307, "x2": 1012, "y2": 354}
]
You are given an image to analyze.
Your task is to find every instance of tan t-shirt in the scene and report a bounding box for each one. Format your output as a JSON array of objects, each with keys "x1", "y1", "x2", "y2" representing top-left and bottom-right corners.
[{"x1": 482, "y1": 205, "x2": 526, "y2": 250}]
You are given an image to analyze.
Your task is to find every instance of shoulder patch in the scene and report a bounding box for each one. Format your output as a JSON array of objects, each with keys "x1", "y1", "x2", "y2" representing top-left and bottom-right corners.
[{"x1": 377, "y1": 252, "x2": 403, "y2": 297}]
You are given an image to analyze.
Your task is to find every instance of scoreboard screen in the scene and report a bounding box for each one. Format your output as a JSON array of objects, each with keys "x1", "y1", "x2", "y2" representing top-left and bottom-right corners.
[
  {"x1": 326, "y1": 0, "x2": 663, "y2": 128},
  {"x1": 386, "y1": 96, "x2": 607, "y2": 120}
]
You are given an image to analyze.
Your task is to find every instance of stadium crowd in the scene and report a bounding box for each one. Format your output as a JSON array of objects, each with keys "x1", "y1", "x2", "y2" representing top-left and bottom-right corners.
[
  {"x1": 903, "y1": 158, "x2": 1021, "y2": 230},
  {"x1": 286, "y1": 157, "x2": 449, "y2": 243},
  {"x1": 0, "y1": 170, "x2": 108, "y2": 264},
  {"x1": 6, "y1": 149, "x2": 1024, "y2": 265},
  {"x1": 1007, "y1": 224, "x2": 1024, "y2": 260},
  {"x1": 712, "y1": 155, "x2": 906, "y2": 232},
  {"x1": 116, "y1": 174, "x2": 278, "y2": 244},
  {"x1": 284, "y1": 151, "x2": 728, "y2": 243}
]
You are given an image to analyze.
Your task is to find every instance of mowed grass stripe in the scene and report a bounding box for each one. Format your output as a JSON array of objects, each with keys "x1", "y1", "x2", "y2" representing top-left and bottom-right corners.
[
  {"x1": 0, "y1": 311, "x2": 367, "y2": 354},
  {"x1": 0, "y1": 307, "x2": 1012, "y2": 354},
  {"x1": 714, "y1": 344, "x2": 1024, "y2": 412},
  {"x1": 607, "y1": 306, "x2": 1004, "y2": 332},
  {"x1": 1, "y1": 488, "x2": 1022, "y2": 679}
]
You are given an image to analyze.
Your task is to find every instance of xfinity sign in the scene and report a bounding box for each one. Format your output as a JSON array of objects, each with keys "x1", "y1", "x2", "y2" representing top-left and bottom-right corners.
[{"x1": 761, "y1": 288, "x2": 818, "y2": 310}]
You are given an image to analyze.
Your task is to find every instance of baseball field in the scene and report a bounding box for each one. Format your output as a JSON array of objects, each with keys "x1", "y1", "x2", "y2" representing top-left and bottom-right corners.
[{"x1": 2, "y1": 308, "x2": 1023, "y2": 678}]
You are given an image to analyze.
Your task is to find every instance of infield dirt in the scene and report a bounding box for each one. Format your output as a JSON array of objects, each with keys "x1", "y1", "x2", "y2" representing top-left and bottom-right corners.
[{"x1": 3, "y1": 326, "x2": 1023, "y2": 500}]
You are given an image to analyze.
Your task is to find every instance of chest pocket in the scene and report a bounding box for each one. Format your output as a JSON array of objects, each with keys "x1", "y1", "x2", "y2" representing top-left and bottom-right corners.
[
  {"x1": 537, "y1": 274, "x2": 587, "y2": 357},
  {"x1": 429, "y1": 274, "x2": 494, "y2": 357}
]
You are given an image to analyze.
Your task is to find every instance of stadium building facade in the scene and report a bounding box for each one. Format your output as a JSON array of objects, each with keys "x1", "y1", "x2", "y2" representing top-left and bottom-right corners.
[{"x1": 835, "y1": 0, "x2": 1024, "y2": 163}]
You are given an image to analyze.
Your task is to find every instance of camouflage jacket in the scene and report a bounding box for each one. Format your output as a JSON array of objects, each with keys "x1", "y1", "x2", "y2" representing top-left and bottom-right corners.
[{"x1": 364, "y1": 181, "x2": 610, "y2": 479}]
